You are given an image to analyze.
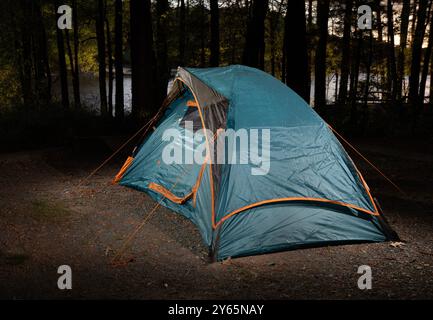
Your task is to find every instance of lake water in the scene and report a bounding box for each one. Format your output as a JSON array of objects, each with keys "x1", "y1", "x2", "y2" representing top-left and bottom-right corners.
[
  {"x1": 52, "y1": 72, "x2": 431, "y2": 115},
  {"x1": 52, "y1": 72, "x2": 133, "y2": 115}
]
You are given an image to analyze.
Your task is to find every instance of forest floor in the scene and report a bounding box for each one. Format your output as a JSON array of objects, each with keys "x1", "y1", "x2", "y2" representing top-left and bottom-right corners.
[{"x1": 0, "y1": 136, "x2": 433, "y2": 299}]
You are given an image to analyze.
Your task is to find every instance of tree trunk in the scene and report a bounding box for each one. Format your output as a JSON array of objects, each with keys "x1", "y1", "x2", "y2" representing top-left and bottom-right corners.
[
  {"x1": 306, "y1": 0, "x2": 314, "y2": 103},
  {"x1": 96, "y1": 0, "x2": 108, "y2": 116},
  {"x1": 361, "y1": 29, "x2": 373, "y2": 133},
  {"x1": 364, "y1": 32, "x2": 373, "y2": 107},
  {"x1": 105, "y1": 1, "x2": 114, "y2": 118},
  {"x1": 334, "y1": 73, "x2": 339, "y2": 102},
  {"x1": 200, "y1": 0, "x2": 206, "y2": 67},
  {"x1": 429, "y1": 51, "x2": 433, "y2": 104},
  {"x1": 281, "y1": 35, "x2": 286, "y2": 82},
  {"x1": 130, "y1": 0, "x2": 158, "y2": 120},
  {"x1": 269, "y1": 2, "x2": 283, "y2": 77},
  {"x1": 374, "y1": 0, "x2": 387, "y2": 94},
  {"x1": 270, "y1": 11, "x2": 276, "y2": 76},
  {"x1": 72, "y1": 0, "x2": 81, "y2": 108},
  {"x1": 284, "y1": 0, "x2": 309, "y2": 101},
  {"x1": 242, "y1": 0, "x2": 268, "y2": 69},
  {"x1": 178, "y1": 0, "x2": 186, "y2": 66},
  {"x1": 64, "y1": 29, "x2": 76, "y2": 106},
  {"x1": 420, "y1": 10, "x2": 433, "y2": 104},
  {"x1": 156, "y1": 0, "x2": 169, "y2": 101},
  {"x1": 411, "y1": 1, "x2": 418, "y2": 40},
  {"x1": 314, "y1": 0, "x2": 331, "y2": 112},
  {"x1": 338, "y1": 0, "x2": 353, "y2": 104},
  {"x1": 34, "y1": 0, "x2": 51, "y2": 103},
  {"x1": 408, "y1": 0, "x2": 429, "y2": 106},
  {"x1": 54, "y1": 1, "x2": 69, "y2": 109},
  {"x1": 347, "y1": 29, "x2": 362, "y2": 131},
  {"x1": 114, "y1": 0, "x2": 124, "y2": 120},
  {"x1": 16, "y1": 0, "x2": 33, "y2": 108},
  {"x1": 386, "y1": 0, "x2": 397, "y2": 103},
  {"x1": 209, "y1": 0, "x2": 220, "y2": 67},
  {"x1": 396, "y1": 0, "x2": 410, "y2": 102}
]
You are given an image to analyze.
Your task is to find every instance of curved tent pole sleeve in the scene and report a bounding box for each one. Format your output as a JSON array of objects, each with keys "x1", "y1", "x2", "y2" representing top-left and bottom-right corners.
[
  {"x1": 174, "y1": 77, "x2": 217, "y2": 229},
  {"x1": 214, "y1": 197, "x2": 380, "y2": 229},
  {"x1": 148, "y1": 182, "x2": 194, "y2": 204}
]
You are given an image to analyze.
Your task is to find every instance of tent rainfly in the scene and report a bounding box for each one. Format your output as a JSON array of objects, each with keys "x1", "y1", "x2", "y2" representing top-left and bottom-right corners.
[{"x1": 114, "y1": 65, "x2": 398, "y2": 261}]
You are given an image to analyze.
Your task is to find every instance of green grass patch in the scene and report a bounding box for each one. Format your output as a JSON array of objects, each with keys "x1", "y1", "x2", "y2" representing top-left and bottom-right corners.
[
  {"x1": 30, "y1": 199, "x2": 71, "y2": 220},
  {"x1": 1, "y1": 251, "x2": 30, "y2": 266}
]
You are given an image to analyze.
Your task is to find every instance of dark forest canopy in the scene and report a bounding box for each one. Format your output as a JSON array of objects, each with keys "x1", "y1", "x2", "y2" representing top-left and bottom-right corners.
[{"x1": 1, "y1": 0, "x2": 433, "y2": 137}]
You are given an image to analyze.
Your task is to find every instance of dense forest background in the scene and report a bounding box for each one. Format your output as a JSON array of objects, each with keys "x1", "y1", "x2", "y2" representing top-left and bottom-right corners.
[{"x1": 1, "y1": 0, "x2": 433, "y2": 151}]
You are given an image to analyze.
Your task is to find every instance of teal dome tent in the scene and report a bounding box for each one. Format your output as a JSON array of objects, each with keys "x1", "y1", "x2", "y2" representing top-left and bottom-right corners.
[{"x1": 114, "y1": 65, "x2": 398, "y2": 261}]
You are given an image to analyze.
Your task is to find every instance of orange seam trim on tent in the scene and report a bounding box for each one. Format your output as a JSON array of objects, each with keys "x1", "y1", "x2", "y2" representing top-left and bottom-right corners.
[
  {"x1": 191, "y1": 129, "x2": 223, "y2": 207},
  {"x1": 149, "y1": 156, "x2": 208, "y2": 208},
  {"x1": 355, "y1": 167, "x2": 379, "y2": 213},
  {"x1": 112, "y1": 156, "x2": 134, "y2": 184},
  {"x1": 187, "y1": 100, "x2": 198, "y2": 107},
  {"x1": 193, "y1": 128, "x2": 224, "y2": 207},
  {"x1": 175, "y1": 77, "x2": 217, "y2": 229},
  {"x1": 148, "y1": 182, "x2": 193, "y2": 204},
  {"x1": 326, "y1": 123, "x2": 380, "y2": 213},
  {"x1": 327, "y1": 123, "x2": 378, "y2": 213},
  {"x1": 192, "y1": 158, "x2": 208, "y2": 207},
  {"x1": 214, "y1": 197, "x2": 379, "y2": 229},
  {"x1": 190, "y1": 128, "x2": 223, "y2": 207}
]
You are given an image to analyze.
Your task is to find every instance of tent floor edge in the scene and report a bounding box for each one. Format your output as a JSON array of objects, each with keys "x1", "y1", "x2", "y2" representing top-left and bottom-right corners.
[{"x1": 374, "y1": 198, "x2": 401, "y2": 242}]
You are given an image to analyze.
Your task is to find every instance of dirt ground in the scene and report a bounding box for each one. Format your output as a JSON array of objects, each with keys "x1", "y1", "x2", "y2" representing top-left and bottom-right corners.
[{"x1": 0, "y1": 137, "x2": 433, "y2": 299}]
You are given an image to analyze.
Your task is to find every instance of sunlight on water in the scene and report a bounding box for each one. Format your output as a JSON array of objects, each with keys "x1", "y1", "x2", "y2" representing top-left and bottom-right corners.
[{"x1": 52, "y1": 72, "x2": 132, "y2": 115}]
